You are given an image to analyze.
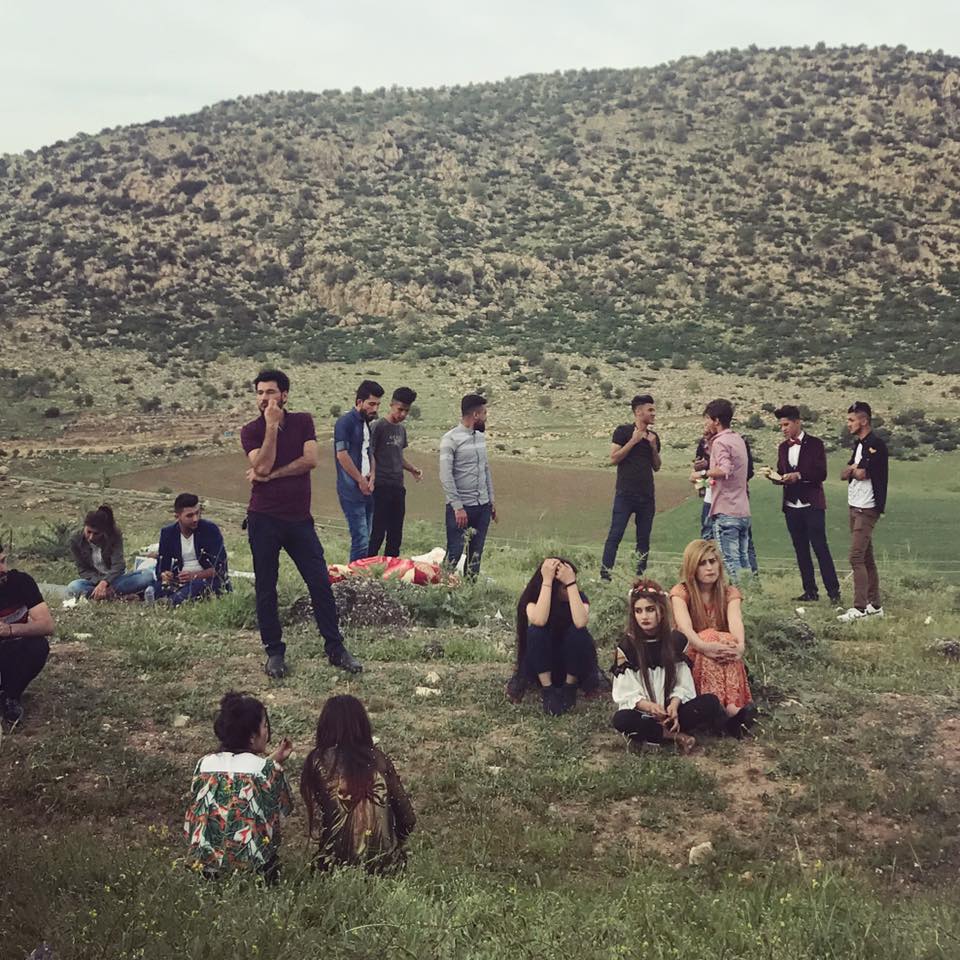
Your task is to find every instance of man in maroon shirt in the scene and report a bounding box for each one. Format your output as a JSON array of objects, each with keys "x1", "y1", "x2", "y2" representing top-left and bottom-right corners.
[{"x1": 241, "y1": 369, "x2": 361, "y2": 678}]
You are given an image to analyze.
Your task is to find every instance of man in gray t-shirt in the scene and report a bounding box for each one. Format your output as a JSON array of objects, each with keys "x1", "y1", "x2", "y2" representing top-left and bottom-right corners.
[{"x1": 369, "y1": 387, "x2": 423, "y2": 557}]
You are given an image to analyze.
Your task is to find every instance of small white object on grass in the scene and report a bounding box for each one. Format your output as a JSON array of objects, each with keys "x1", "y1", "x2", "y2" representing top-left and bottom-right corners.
[
  {"x1": 172, "y1": 714, "x2": 191, "y2": 728},
  {"x1": 688, "y1": 841, "x2": 715, "y2": 866},
  {"x1": 424, "y1": 670, "x2": 441, "y2": 685},
  {"x1": 414, "y1": 686, "x2": 441, "y2": 698},
  {"x1": 795, "y1": 607, "x2": 805, "y2": 616},
  {"x1": 74, "y1": 633, "x2": 92, "y2": 640},
  {"x1": 924, "y1": 616, "x2": 933, "y2": 625}
]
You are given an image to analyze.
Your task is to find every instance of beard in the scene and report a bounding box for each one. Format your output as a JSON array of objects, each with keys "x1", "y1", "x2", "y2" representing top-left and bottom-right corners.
[{"x1": 474, "y1": 421, "x2": 486, "y2": 432}]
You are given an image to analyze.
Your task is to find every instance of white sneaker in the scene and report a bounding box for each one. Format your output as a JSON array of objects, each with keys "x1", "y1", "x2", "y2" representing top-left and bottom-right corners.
[
  {"x1": 865, "y1": 603, "x2": 884, "y2": 617},
  {"x1": 837, "y1": 607, "x2": 867, "y2": 623}
]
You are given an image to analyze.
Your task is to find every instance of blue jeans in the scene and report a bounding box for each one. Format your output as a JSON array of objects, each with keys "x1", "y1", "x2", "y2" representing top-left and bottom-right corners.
[
  {"x1": 246, "y1": 512, "x2": 345, "y2": 658},
  {"x1": 339, "y1": 495, "x2": 375, "y2": 562},
  {"x1": 711, "y1": 514, "x2": 752, "y2": 583},
  {"x1": 160, "y1": 576, "x2": 227, "y2": 607},
  {"x1": 601, "y1": 493, "x2": 655, "y2": 577},
  {"x1": 700, "y1": 501, "x2": 713, "y2": 540},
  {"x1": 445, "y1": 503, "x2": 492, "y2": 578},
  {"x1": 66, "y1": 568, "x2": 156, "y2": 598}
]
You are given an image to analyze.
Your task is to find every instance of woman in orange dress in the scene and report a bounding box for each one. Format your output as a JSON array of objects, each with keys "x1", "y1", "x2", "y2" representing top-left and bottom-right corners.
[{"x1": 670, "y1": 539, "x2": 755, "y2": 735}]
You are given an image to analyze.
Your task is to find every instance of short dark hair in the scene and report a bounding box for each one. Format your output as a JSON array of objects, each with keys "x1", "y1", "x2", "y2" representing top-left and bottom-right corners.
[
  {"x1": 214, "y1": 691, "x2": 268, "y2": 754},
  {"x1": 253, "y1": 369, "x2": 290, "y2": 393},
  {"x1": 631, "y1": 393, "x2": 655, "y2": 410},
  {"x1": 356, "y1": 380, "x2": 384, "y2": 403},
  {"x1": 703, "y1": 398, "x2": 734, "y2": 427},
  {"x1": 774, "y1": 404, "x2": 801, "y2": 421},
  {"x1": 848, "y1": 401, "x2": 872, "y2": 421},
  {"x1": 392, "y1": 386, "x2": 417, "y2": 406},
  {"x1": 461, "y1": 393, "x2": 487, "y2": 416},
  {"x1": 174, "y1": 492, "x2": 199, "y2": 513}
]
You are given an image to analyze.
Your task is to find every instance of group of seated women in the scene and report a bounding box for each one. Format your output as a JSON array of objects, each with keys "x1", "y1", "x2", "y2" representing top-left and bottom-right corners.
[
  {"x1": 184, "y1": 537, "x2": 755, "y2": 882},
  {"x1": 185, "y1": 692, "x2": 415, "y2": 882},
  {"x1": 508, "y1": 538, "x2": 756, "y2": 748}
]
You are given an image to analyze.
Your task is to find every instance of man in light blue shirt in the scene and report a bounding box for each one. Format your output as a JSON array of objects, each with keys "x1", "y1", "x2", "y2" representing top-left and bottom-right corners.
[
  {"x1": 334, "y1": 380, "x2": 383, "y2": 561},
  {"x1": 439, "y1": 394, "x2": 496, "y2": 577}
]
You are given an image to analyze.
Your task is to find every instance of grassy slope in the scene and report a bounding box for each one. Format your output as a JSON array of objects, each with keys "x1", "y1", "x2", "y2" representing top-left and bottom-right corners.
[{"x1": 2, "y1": 486, "x2": 960, "y2": 958}]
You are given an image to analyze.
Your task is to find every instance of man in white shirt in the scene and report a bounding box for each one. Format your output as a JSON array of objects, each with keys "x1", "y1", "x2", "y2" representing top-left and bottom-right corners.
[{"x1": 157, "y1": 493, "x2": 230, "y2": 605}]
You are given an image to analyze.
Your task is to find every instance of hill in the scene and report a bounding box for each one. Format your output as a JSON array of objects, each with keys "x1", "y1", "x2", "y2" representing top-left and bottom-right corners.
[{"x1": 2, "y1": 44, "x2": 960, "y2": 378}]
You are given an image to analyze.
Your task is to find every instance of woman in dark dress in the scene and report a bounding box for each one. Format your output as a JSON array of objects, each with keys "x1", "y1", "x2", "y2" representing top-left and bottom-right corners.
[
  {"x1": 300, "y1": 695, "x2": 415, "y2": 875},
  {"x1": 506, "y1": 557, "x2": 602, "y2": 716}
]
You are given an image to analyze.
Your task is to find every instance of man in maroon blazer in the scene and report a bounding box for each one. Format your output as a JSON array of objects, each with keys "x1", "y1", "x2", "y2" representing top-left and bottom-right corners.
[{"x1": 773, "y1": 405, "x2": 841, "y2": 604}]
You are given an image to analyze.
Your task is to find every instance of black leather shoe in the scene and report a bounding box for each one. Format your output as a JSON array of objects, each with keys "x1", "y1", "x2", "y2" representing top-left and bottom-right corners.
[
  {"x1": 328, "y1": 647, "x2": 363, "y2": 674},
  {"x1": 0, "y1": 692, "x2": 23, "y2": 725},
  {"x1": 828, "y1": 594, "x2": 842, "y2": 606},
  {"x1": 792, "y1": 593, "x2": 819, "y2": 602},
  {"x1": 264, "y1": 654, "x2": 288, "y2": 679}
]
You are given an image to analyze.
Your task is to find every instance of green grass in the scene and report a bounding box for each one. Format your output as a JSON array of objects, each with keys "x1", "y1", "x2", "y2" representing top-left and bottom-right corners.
[{"x1": 2, "y1": 456, "x2": 960, "y2": 957}]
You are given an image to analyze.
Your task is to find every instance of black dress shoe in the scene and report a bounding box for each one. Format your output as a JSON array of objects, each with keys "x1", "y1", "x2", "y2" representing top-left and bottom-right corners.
[
  {"x1": 264, "y1": 654, "x2": 289, "y2": 679},
  {"x1": 0, "y1": 692, "x2": 23, "y2": 724},
  {"x1": 828, "y1": 594, "x2": 842, "y2": 606},
  {"x1": 792, "y1": 593, "x2": 819, "y2": 602},
  {"x1": 328, "y1": 647, "x2": 363, "y2": 674}
]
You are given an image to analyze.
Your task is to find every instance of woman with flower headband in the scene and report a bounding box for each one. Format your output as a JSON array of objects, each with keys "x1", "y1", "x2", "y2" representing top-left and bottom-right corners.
[
  {"x1": 611, "y1": 579, "x2": 728, "y2": 752},
  {"x1": 507, "y1": 557, "x2": 601, "y2": 715},
  {"x1": 669, "y1": 540, "x2": 754, "y2": 734}
]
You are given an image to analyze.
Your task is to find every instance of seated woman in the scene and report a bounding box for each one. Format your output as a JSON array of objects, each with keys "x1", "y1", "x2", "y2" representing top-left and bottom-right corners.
[
  {"x1": 184, "y1": 691, "x2": 293, "y2": 882},
  {"x1": 66, "y1": 504, "x2": 155, "y2": 600},
  {"x1": 508, "y1": 557, "x2": 601, "y2": 716},
  {"x1": 612, "y1": 579, "x2": 727, "y2": 752},
  {"x1": 0, "y1": 541, "x2": 54, "y2": 726},
  {"x1": 300, "y1": 694, "x2": 415, "y2": 875},
  {"x1": 670, "y1": 539, "x2": 755, "y2": 736}
]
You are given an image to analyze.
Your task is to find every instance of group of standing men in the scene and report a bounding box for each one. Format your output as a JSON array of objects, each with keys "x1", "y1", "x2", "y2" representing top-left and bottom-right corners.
[
  {"x1": 598, "y1": 395, "x2": 889, "y2": 623},
  {"x1": 241, "y1": 370, "x2": 498, "y2": 679}
]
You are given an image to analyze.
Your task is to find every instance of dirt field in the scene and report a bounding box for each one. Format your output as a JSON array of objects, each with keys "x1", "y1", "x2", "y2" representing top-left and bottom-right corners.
[{"x1": 111, "y1": 451, "x2": 692, "y2": 543}]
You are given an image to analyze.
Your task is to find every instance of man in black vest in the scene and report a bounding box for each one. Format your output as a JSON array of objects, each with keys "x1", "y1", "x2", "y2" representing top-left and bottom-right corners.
[{"x1": 772, "y1": 405, "x2": 841, "y2": 605}]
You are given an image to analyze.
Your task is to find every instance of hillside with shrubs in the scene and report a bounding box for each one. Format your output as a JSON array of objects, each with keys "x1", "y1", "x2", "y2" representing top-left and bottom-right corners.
[{"x1": 2, "y1": 44, "x2": 960, "y2": 378}]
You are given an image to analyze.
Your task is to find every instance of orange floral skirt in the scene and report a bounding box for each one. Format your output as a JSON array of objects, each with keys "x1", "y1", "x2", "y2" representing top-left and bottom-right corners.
[{"x1": 687, "y1": 629, "x2": 752, "y2": 710}]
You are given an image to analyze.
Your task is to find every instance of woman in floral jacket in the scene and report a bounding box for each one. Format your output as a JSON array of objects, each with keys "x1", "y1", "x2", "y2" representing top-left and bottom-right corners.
[{"x1": 184, "y1": 691, "x2": 293, "y2": 882}]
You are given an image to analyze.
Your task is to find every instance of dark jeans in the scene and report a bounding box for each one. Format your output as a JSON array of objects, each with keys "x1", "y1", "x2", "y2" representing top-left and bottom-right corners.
[
  {"x1": 785, "y1": 507, "x2": 840, "y2": 598},
  {"x1": 160, "y1": 576, "x2": 227, "y2": 607},
  {"x1": 246, "y1": 512, "x2": 346, "y2": 658},
  {"x1": 0, "y1": 635, "x2": 50, "y2": 700},
  {"x1": 339, "y1": 496, "x2": 375, "y2": 562},
  {"x1": 445, "y1": 503, "x2": 492, "y2": 578},
  {"x1": 602, "y1": 492, "x2": 655, "y2": 576},
  {"x1": 612, "y1": 694, "x2": 726, "y2": 743},
  {"x1": 369, "y1": 484, "x2": 406, "y2": 558},
  {"x1": 521, "y1": 624, "x2": 599, "y2": 688}
]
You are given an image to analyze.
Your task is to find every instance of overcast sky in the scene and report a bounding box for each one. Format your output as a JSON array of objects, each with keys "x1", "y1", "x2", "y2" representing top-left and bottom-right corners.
[{"x1": 1, "y1": 0, "x2": 957, "y2": 154}]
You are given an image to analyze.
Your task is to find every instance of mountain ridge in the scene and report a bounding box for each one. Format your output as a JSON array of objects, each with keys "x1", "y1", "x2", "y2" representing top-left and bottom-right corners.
[{"x1": 2, "y1": 44, "x2": 960, "y2": 376}]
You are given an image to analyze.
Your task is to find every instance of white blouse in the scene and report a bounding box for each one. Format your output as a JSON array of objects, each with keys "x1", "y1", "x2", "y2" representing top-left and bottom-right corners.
[{"x1": 611, "y1": 644, "x2": 697, "y2": 714}]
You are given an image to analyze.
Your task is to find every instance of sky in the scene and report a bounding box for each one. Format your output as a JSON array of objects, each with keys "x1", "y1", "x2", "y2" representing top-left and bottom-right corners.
[{"x1": 1, "y1": 0, "x2": 957, "y2": 154}]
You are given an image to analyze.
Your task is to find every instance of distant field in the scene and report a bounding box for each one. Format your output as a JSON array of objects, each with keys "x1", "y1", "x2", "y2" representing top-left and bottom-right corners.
[{"x1": 107, "y1": 447, "x2": 960, "y2": 583}]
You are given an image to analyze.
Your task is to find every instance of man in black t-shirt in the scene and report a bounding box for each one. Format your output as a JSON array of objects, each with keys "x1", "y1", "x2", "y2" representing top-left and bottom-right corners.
[
  {"x1": 0, "y1": 543, "x2": 54, "y2": 725},
  {"x1": 600, "y1": 394, "x2": 662, "y2": 580}
]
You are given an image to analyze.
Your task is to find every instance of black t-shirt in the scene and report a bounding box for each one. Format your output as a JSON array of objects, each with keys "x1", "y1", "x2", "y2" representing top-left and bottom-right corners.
[
  {"x1": 612, "y1": 424, "x2": 661, "y2": 498},
  {"x1": 0, "y1": 571, "x2": 44, "y2": 625},
  {"x1": 546, "y1": 590, "x2": 589, "y2": 636}
]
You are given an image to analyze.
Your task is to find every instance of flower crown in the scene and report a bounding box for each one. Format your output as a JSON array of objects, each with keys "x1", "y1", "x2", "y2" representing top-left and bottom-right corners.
[{"x1": 629, "y1": 585, "x2": 667, "y2": 599}]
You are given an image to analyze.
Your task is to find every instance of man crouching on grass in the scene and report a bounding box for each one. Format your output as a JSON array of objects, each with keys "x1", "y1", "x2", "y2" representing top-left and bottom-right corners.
[
  {"x1": 157, "y1": 493, "x2": 231, "y2": 605},
  {"x1": 0, "y1": 542, "x2": 53, "y2": 726}
]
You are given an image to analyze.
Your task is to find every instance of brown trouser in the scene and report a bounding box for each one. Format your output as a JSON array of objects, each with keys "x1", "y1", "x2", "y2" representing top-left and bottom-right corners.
[{"x1": 848, "y1": 506, "x2": 881, "y2": 610}]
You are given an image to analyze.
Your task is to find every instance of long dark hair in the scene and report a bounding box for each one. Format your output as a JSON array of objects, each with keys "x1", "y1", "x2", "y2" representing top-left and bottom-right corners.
[
  {"x1": 301, "y1": 695, "x2": 377, "y2": 831},
  {"x1": 621, "y1": 578, "x2": 677, "y2": 705},
  {"x1": 514, "y1": 557, "x2": 579, "y2": 669},
  {"x1": 83, "y1": 503, "x2": 121, "y2": 547},
  {"x1": 213, "y1": 691, "x2": 267, "y2": 753}
]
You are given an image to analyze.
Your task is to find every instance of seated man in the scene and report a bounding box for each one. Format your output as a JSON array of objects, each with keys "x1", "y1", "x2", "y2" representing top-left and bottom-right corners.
[
  {"x1": 0, "y1": 542, "x2": 54, "y2": 725},
  {"x1": 157, "y1": 493, "x2": 230, "y2": 605}
]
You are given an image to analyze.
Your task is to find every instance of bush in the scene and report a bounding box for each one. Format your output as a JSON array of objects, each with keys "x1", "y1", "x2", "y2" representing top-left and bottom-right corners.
[{"x1": 43, "y1": 406, "x2": 61, "y2": 418}]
